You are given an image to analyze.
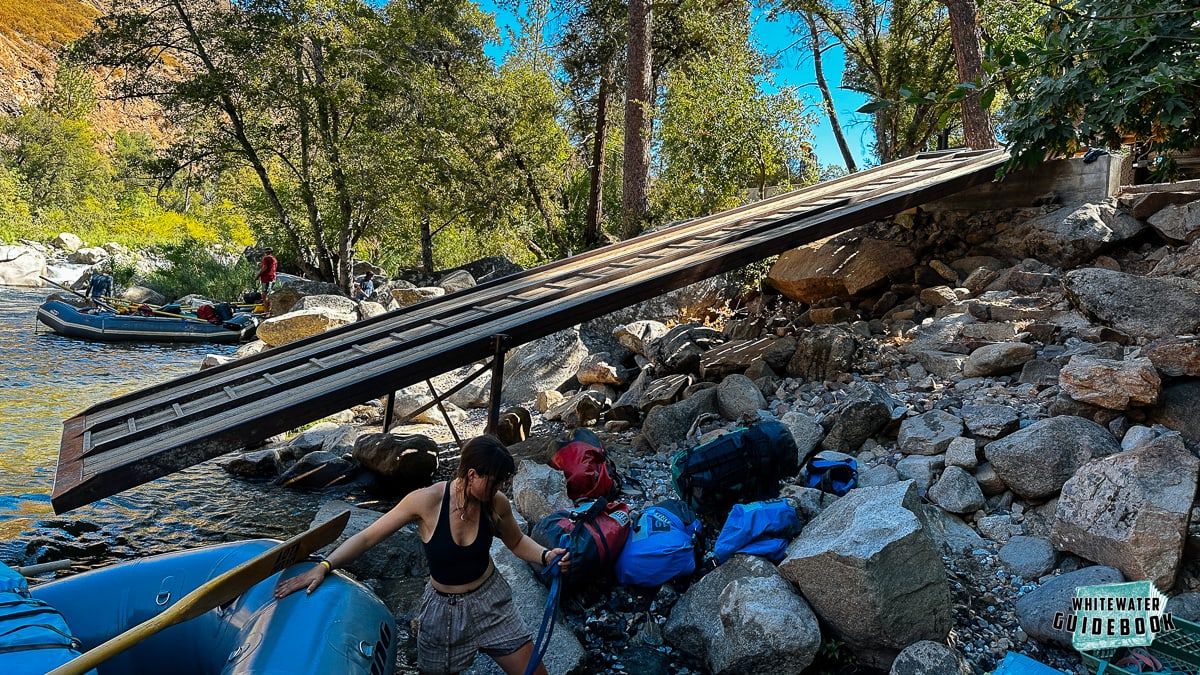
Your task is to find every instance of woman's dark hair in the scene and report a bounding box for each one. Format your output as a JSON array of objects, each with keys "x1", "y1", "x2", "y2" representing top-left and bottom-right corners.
[{"x1": 457, "y1": 435, "x2": 515, "y2": 527}]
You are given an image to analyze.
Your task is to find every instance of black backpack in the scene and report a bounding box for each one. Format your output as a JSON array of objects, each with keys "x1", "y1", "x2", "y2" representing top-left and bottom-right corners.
[{"x1": 670, "y1": 421, "x2": 799, "y2": 515}]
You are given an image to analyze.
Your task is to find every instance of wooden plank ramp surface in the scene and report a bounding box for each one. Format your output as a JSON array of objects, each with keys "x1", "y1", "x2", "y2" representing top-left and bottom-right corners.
[{"x1": 51, "y1": 148, "x2": 1008, "y2": 513}]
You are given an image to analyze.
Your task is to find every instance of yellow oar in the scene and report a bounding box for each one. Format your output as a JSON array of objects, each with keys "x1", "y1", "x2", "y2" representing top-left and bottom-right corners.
[{"x1": 46, "y1": 511, "x2": 350, "y2": 675}]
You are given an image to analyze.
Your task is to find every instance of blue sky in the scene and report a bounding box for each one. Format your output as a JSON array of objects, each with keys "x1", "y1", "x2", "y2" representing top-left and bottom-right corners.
[{"x1": 477, "y1": 2, "x2": 873, "y2": 172}]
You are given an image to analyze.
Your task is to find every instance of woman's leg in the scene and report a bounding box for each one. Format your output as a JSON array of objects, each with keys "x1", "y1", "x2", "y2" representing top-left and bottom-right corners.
[{"x1": 491, "y1": 640, "x2": 546, "y2": 675}]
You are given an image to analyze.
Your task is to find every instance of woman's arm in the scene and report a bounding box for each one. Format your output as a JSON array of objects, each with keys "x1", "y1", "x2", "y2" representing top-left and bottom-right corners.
[
  {"x1": 493, "y1": 493, "x2": 569, "y2": 569},
  {"x1": 274, "y1": 486, "x2": 432, "y2": 598}
]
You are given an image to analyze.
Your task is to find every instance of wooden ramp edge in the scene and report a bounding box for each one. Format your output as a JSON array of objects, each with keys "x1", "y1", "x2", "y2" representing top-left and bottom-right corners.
[{"x1": 51, "y1": 148, "x2": 1009, "y2": 513}]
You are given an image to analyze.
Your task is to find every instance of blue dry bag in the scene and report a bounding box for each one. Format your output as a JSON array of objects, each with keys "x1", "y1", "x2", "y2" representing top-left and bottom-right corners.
[
  {"x1": 713, "y1": 499, "x2": 802, "y2": 564},
  {"x1": 614, "y1": 500, "x2": 701, "y2": 587}
]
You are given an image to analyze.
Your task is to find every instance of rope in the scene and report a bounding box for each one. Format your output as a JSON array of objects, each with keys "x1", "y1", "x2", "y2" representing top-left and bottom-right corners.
[{"x1": 524, "y1": 534, "x2": 569, "y2": 675}]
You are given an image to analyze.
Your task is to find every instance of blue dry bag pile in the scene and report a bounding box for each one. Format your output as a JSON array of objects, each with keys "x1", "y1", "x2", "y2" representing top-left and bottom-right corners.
[{"x1": 614, "y1": 500, "x2": 701, "y2": 587}]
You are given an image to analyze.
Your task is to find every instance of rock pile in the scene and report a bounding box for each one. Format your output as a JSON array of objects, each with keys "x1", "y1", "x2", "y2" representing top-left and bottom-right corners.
[{"x1": 219, "y1": 185, "x2": 1200, "y2": 675}]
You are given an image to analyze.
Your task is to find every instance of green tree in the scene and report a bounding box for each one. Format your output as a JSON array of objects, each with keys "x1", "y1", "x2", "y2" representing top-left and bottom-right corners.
[
  {"x1": 785, "y1": 0, "x2": 959, "y2": 162},
  {"x1": 995, "y1": 0, "x2": 1200, "y2": 177},
  {"x1": 654, "y1": 22, "x2": 819, "y2": 220}
]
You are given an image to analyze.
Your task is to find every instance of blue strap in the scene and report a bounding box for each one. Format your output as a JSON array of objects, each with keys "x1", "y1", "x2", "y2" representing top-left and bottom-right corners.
[{"x1": 524, "y1": 534, "x2": 569, "y2": 675}]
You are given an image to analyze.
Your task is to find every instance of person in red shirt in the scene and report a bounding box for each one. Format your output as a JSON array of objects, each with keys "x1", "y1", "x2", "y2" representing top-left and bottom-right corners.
[{"x1": 255, "y1": 247, "x2": 278, "y2": 315}]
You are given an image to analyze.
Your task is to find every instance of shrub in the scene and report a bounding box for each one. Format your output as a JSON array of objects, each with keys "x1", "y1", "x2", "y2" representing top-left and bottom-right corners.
[{"x1": 142, "y1": 238, "x2": 257, "y2": 303}]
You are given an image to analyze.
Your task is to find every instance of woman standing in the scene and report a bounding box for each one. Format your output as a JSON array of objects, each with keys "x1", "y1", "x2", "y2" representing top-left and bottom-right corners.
[{"x1": 275, "y1": 435, "x2": 569, "y2": 674}]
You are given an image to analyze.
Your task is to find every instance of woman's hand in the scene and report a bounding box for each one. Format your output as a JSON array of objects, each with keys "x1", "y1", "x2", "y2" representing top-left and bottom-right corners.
[
  {"x1": 544, "y1": 547, "x2": 571, "y2": 570},
  {"x1": 274, "y1": 562, "x2": 328, "y2": 598}
]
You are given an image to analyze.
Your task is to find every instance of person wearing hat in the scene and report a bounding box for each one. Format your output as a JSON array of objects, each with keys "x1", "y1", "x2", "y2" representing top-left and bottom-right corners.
[{"x1": 255, "y1": 247, "x2": 278, "y2": 315}]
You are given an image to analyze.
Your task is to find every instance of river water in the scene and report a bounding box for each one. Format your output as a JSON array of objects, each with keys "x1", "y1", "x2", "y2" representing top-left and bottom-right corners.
[{"x1": 0, "y1": 285, "x2": 322, "y2": 570}]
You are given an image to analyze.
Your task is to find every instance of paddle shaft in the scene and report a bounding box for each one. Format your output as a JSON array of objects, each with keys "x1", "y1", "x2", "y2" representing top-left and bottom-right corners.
[
  {"x1": 14, "y1": 559, "x2": 73, "y2": 576},
  {"x1": 46, "y1": 511, "x2": 350, "y2": 675}
]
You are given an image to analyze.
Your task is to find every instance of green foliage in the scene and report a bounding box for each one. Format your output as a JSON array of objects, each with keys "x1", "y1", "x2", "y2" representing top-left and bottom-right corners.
[
  {"x1": 0, "y1": 164, "x2": 33, "y2": 240},
  {"x1": 789, "y1": 0, "x2": 959, "y2": 162},
  {"x1": 654, "y1": 19, "x2": 819, "y2": 220},
  {"x1": 142, "y1": 239, "x2": 257, "y2": 303},
  {"x1": 994, "y1": 0, "x2": 1200, "y2": 176}
]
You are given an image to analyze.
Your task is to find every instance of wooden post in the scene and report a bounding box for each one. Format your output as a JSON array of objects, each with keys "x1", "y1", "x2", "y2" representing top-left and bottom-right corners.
[{"x1": 486, "y1": 334, "x2": 509, "y2": 434}]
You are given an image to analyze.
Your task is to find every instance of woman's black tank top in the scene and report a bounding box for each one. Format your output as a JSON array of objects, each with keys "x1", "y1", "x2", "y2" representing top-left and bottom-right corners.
[{"x1": 423, "y1": 481, "x2": 494, "y2": 586}]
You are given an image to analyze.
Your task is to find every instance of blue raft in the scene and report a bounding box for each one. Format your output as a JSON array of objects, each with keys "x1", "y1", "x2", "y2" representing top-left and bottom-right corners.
[
  {"x1": 35, "y1": 299, "x2": 257, "y2": 344},
  {"x1": 3, "y1": 540, "x2": 396, "y2": 675}
]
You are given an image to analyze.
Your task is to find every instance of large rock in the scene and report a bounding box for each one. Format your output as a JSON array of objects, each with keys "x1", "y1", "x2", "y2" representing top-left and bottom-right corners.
[
  {"x1": 1148, "y1": 200, "x2": 1200, "y2": 243},
  {"x1": 959, "y1": 403, "x2": 1020, "y2": 439},
  {"x1": 256, "y1": 307, "x2": 354, "y2": 346},
  {"x1": 1149, "y1": 379, "x2": 1200, "y2": 444},
  {"x1": 501, "y1": 328, "x2": 590, "y2": 404},
  {"x1": 889, "y1": 641, "x2": 970, "y2": 675},
  {"x1": 292, "y1": 293, "x2": 360, "y2": 318},
  {"x1": 614, "y1": 320, "x2": 669, "y2": 357},
  {"x1": 641, "y1": 388, "x2": 719, "y2": 451},
  {"x1": 786, "y1": 325, "x2": 859, "y2": 381},
  {"x1": 962, "y1": 342, "x2": 1036, "y2": 378},
  {"x1": 1144, "y1": 337, "x2": 1200, "y2": 377},
  {"x1": 767, "y1": 232, "x2": 916, "y2": 302},
  {"x1": 983, "y1": 416, "x2": 1121, "y2": 501},
  {"x1": 903, "y1": 313, "x2": 976, "y2": 355},
  {"x1": 121, "y1": 285, "x2": 166, "y2": 306},
  {"x1": 898, "y1": 410, "x2": 963, "y2": 456},
  {"x1": 266, "y1": 279, "x2": 346, "y2": 315},
  {"x1": 52, "y1": 232, "x2": 83, "y2": 252},
  {"x1": 1052, "y1": 434, "x2": 1199, "y2": 589},
  {"x1": 648, "y1": 323, "x2": 724, "y2": 374},
  {"x1": 511, "y1": 460, "x2": 573, "y2": 525},
  {"x1": 927, "y1": 466, "x2": 985, "y2": 515},
  {"x1": 716, "y1": 373, "x2": 767, "y2": 420},
  {"x1": 1015, "y1": 566, "x2": 1125, "y2": 648},
  {"x1": 1063, "y1": 268, "x2": 1200, "y2": 339},
  {"x1": 351, "y1": 432, "x2": 438, "y2": 494},
  {"x1": 664, "y1": 555, "x2": 821, "y2": 675},
  {"x1": 1058, "y1": 355, "x2": 1161, "y2": 409},
  {"x1": 0, "y1": 245, "x2": 46, "y2": 287},
  {"x1": 68, "y1": 247, "x2": 108, "y2": 265},
  {"x1": 438, "y1": 269, "x2": 476, "y2": 293},
  {"x1": 991, "y1": 202, "x2": 1143, "y2": 267},
  {"x1": 779, "y1": 481, "x2": 951, "y2": 669},
  {"x1": 820, "y1": 383, "x2": 897, "y2": 453}
]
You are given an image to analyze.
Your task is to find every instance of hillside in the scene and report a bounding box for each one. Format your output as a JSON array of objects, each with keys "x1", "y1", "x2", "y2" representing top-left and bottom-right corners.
[{"x1": 0, "y1": 0, "x2": 99, "y2": 114}]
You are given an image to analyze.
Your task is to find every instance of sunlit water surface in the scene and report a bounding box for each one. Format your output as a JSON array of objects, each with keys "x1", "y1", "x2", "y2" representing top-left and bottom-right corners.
[{"x1": 0, "y1": 286, "x2": 323, "y2": 569}]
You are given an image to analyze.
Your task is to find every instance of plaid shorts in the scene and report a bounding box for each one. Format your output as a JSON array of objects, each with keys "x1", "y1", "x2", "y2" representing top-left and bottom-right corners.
[{"x1": 416, "y1": 570, "x2": 531, "y2": 673}]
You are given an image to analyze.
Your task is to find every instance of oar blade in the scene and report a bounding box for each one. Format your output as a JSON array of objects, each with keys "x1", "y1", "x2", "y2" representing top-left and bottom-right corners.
[{"x1": 46, "y1": 511, "x2": 351, "y2": 675}]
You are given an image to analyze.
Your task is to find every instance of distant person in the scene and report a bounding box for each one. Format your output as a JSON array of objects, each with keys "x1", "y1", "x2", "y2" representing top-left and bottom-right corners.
[
  {"x1": 86, "y1": 273, "x2": 112, "y2": 307},
  {"x1": 274, "y1": 435, "x2": 569, "y2": 675},
  {"x1": 255, "y1": 247, "x2": 277, "y2": 315},
  {"x1": 352, "y1": 272, "x2": 375, "y2": 301}
]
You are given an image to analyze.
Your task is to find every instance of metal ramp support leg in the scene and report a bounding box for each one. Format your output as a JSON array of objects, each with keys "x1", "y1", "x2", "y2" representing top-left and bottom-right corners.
[{"x1": 486, "y1": 334, "x2": 510, "y2": 435}]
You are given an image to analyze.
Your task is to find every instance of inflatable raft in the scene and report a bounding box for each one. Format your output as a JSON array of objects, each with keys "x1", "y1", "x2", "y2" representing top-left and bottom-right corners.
[{"x1": 2, "y1": 540, "x2": 396, "y2": 675}]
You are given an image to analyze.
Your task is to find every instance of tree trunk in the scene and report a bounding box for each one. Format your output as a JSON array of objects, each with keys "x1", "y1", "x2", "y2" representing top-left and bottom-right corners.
[
  {"x1": 585, "y1": 59, "x2": 613, "y2": 247},
  {"x1": 942, "y1": 0, "x2": 995, "y2": 149},
  {"x1": 806, "y1": 13, "x2": 857, "y2": 173},
  {"x1": 420, "y1": 213, "x2": 434, "y2": 274},
  {"x1": 621, "y1": 0, "x2": 652, "y2": 239}
]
